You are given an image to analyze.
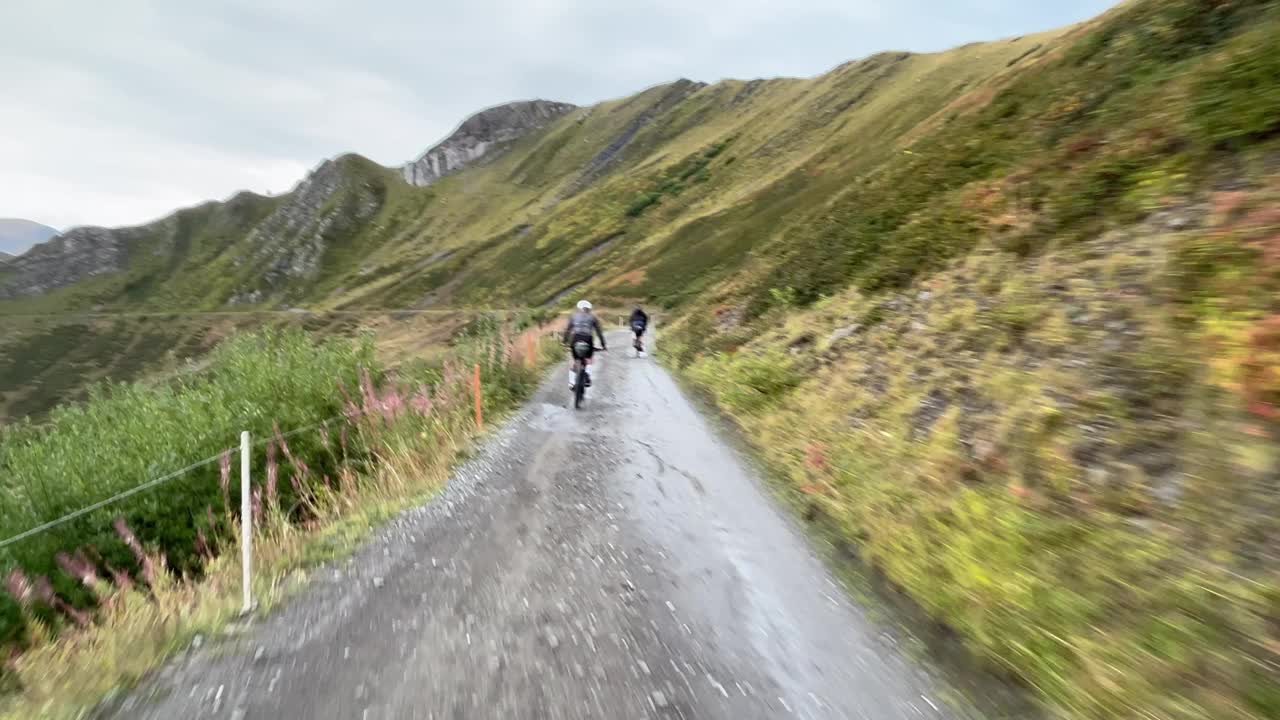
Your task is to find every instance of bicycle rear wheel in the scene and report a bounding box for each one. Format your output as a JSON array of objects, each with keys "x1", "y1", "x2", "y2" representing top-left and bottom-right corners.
[{"x1": 574, "y1": 363, "x2": 587, "y2": 409}]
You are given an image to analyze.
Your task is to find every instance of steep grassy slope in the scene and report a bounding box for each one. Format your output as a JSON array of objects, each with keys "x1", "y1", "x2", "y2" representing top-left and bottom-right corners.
[
  {"x1": 0, "y1": 27, "x2": 1065, "y2": 420},
  {"x1": 659, "y1": 0, "x2": 1280, "y2": 716},
  {"x1": 0, "y1": 32, "x2": 1068, "y2": 317}
]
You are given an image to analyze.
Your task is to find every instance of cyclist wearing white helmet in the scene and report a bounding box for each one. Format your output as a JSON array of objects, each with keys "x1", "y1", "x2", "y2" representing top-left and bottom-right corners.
[{"x1": 563, "y1": 300, "x2": 607, "y2": 388}]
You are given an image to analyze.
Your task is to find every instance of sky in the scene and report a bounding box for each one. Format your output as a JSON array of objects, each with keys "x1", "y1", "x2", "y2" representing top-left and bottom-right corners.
[{"x1": 0, "y1": 0, "x2": 1117, "y2": 237}]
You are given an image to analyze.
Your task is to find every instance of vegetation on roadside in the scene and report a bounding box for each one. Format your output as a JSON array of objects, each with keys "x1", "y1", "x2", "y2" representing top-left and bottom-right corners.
[
  {"x1": 0, "y1": 321, "x2": 557, "y2": 718},
  {"x1": 663, "y1": 1, "x2": 1280, "y2": 717}
]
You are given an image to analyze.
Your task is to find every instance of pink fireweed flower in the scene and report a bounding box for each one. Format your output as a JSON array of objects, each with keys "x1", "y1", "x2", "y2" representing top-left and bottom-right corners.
[
  {"x1": 56, "y1": 551, "x2": 100, "y2": 587},
  {"x1": 411, "y1": 386, "x2": 434, "y2": 417},
  {"x1": 219, "y1": 450, "x2": 233, "y2": 516},
  {"x1": 381, "y1": 385, "x2": 405, "y2": 421},
  {"x1": 32, "y1": 576, "x2": 91, "y2": 627},
  {"x1": 265, "y1": 440, "x2": 280, "y2": 511},
  {"x1": 5, "y1": 570, "x2": 33, "y2": 609},
  {"x1": 339, "y1": 384, "x2": 364, "y2": 421},
  {"x1": 114, "y1": 518, "x2": 157, "y2": 586},
  {"x1": 195, "y1": 528, "x2": 211, "y2": 561},
  {"x1": 104, "y1": 561, "x2": 134, "y2": 592},
  {"x1": 360, "y1": 368, "x2": 379, "y2": 420}
]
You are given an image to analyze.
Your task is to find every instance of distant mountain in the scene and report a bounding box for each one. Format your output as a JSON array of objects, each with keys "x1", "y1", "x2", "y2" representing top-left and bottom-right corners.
[{"x1": 0, "y1": 218, "x2": 58, "y2": 257}]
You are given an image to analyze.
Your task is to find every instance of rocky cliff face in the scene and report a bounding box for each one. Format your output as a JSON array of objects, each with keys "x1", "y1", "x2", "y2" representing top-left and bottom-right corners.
[
  {"x1": 0, "y1": 225, "x2": 143, "y2": 300},
  {"x1": 228, "y1": 155, "x2": 386, "y2": 304},
  {"x1": 401, "y1": 100, "x2": 576, "y2": 187}
]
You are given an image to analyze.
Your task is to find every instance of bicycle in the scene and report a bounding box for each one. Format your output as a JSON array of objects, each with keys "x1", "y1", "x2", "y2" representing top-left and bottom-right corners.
[
  {"x1": 631, "y1": 323, "x2": 646, "y2": 357},
  {"x1": 570, "y1": 341, "x2": 605, "y2": 409}
]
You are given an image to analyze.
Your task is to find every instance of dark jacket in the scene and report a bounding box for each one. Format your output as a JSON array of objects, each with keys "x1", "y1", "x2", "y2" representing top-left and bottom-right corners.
[
  {"x1": 629, "y1": 308, "x2": 649, "y2": 330},
  {"x1": 563, "y1": 311, "x2": 606, "y2": 349}
]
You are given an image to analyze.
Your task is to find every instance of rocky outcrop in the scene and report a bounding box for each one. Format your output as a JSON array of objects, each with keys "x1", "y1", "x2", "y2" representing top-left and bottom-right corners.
[
  {"x1": 228, "y1": 156, "x2": 385, "y2": 304},
  {"x1": 401, "y1": 100, "x2": 576, "y2": 187},
  {"x1": 0, "y1": 225, "x2": 148, "y2": 299},
  {"x1": 0, "y1": 102, "x2": 576, "y2": 305}
]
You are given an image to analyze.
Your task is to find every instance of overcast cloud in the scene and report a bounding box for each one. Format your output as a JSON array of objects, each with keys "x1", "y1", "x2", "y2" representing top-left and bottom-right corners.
[{"x1": 0, "y1": 0, "x2": 1115, "y2": 234}]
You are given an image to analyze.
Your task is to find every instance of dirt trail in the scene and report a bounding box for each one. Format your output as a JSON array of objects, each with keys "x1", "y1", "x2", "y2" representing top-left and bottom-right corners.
[{"x1": 98, "y1": 332, "x2": 1010, "y2": 720}]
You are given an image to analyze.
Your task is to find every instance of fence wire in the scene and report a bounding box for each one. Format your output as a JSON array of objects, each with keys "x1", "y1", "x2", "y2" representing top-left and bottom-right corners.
[
  {"x1": 0, "y1": 452, "x2": 226, "y2": 551},
  {"x1": 0, "y1": 415, "x2": 351, "y2": 551},
  {"x1": 0, "y1": 327, "x2": 556, "y2": 552}
]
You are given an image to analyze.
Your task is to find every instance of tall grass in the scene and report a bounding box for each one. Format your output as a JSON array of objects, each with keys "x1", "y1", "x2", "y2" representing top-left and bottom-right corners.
[
  {"x1": 0, "y1": 329, "x2": 370, "y2": 648},
  {"x1": 0, "y1": 320, "x2": 555, "y2": 715}
]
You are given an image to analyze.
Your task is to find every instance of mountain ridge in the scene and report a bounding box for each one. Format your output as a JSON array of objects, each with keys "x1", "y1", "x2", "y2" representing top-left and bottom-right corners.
[
  {"x1": 0, "y1": 34, "x2": 1060, "y2": 312},
  {"x1": 0, "y1": 33, "x2": 1065, "y2": 309},
  {"x1": 401, "y1": 99, "x2": 578, "y2": 187}
]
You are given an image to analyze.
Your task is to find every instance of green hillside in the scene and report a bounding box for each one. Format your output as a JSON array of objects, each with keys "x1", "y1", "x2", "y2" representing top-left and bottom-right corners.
[
  {"x1": 2, "y1": 0, "x2": 1279, "y2": 715},
  {"x1": 0, "y1": 27, "x2": 1071, "y2": 420},
  {"x1": 0, "y1": 30, "x2": 1075, "y2": 318}
]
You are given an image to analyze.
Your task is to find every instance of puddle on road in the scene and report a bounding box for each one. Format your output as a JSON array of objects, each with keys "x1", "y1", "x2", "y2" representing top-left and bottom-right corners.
[{"x1": 527, "y1": 400, "x2": 626, "y2": 434}]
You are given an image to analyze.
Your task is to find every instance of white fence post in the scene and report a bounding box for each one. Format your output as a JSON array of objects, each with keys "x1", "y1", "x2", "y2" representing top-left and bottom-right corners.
[{"x1": 240, "y1": 430, "x2": 252, "y2": 613}]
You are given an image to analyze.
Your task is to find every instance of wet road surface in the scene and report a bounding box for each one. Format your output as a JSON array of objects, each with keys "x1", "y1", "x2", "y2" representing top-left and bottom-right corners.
[{"x1": 98, "y1": 332, "x2": 992, "y2": 719}]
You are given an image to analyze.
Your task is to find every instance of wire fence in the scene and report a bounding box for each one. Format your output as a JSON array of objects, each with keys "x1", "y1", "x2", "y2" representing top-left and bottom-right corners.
[
  {"x1": 0, "y1": 312, "x2": 609, "y2": 548},
  {"x1": 2, "y1": 416, "x2": 376, "y2": 616},
  {"x1": 0, "y1": 410, "x2": 357, "y2": 554},
  {"x1": 0, "y1": 351, "x2": 509, "y2": 614},
  {"x1": 0, "y1": 307, "x2": 533, "y2": 322},
  {"x1": 0, "y1": 318, "x2": 567, "y2": 620},
  {"x1": 0, "y1": 453, "x2": 227, "y2": 552}
]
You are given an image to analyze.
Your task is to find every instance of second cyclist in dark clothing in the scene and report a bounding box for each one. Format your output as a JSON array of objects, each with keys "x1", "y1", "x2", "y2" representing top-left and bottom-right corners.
[{"x1": 629, "y1": 306, "x2": 649, "y2": 354}]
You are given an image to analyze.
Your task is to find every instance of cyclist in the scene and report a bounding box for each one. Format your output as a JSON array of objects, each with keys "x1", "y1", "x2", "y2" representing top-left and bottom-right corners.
[
  {"x1": 629, "y1": 305, "x2": 649, "y2": 353},
  {"x1": 563, "y1": 300, "x2": 607, "y2": 388}
]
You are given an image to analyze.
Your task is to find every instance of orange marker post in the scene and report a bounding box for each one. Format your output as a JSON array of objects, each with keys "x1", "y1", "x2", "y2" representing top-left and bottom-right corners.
[{"x1": 473, "y1": 363, "x2": 484, "y2": 432}]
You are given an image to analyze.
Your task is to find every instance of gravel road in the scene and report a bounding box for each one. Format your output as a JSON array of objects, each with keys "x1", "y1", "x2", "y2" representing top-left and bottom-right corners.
[{"x1": 98, "y1": 332, "x2": 1008, "y2": 720}]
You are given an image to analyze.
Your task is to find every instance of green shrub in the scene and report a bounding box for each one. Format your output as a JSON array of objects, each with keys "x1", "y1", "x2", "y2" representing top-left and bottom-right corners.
[
  {"x1": 624, "y1": 192, "x2": 663, "y2": 218},
  {"x1": 0, "y1": 329, "x2": 373, "y2": 646},
  {"x1": 622, "y1": 137, "x2": 737, "y2": 220},
  {"x1": 0, "y1": 320, "x2": 550, "y2": 653},
  {"x1": 1189, "y1": 22, "x2": 1280, "y2": 148},
  {"x1": 690, "y1": 350, "x2": 799, "y2": 414},
  {"x1": 768, "y1": 286, "x2": 799, "y2": 309}
]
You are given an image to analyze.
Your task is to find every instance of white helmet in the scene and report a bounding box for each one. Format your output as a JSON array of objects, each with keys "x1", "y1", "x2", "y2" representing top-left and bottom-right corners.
[{"x1": 577, "y1": 300, "x2": 593, "y2": 311}]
